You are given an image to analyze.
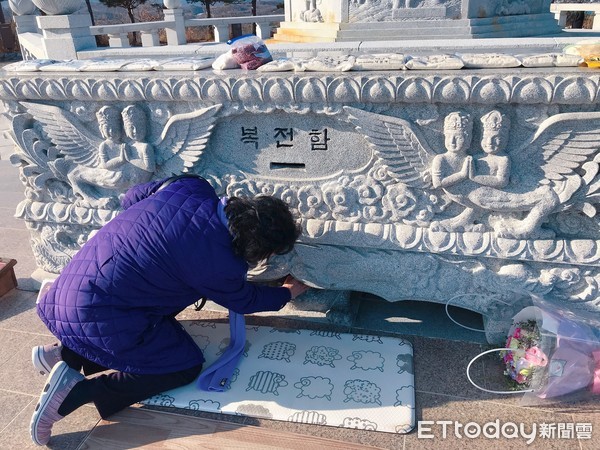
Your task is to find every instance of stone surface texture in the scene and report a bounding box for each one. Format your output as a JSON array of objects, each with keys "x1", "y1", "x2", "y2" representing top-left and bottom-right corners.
[
  {"x1": 3, "y1": 61, "x2": 600, "y2": 341},
  {"x1": 273, "y1": 0, "x2": 561, "y2": 42}
]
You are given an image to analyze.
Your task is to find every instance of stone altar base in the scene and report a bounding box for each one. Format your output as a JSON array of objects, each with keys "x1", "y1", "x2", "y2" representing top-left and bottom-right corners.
[
  {"x1": 3, "y1": 58, "x2": 600, "y2": 344},
  {"x1": 273, "y1": 0, "x2": 562, "y2": 43}
]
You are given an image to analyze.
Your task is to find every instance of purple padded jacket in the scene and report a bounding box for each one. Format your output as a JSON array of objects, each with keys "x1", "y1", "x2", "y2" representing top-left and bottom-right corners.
[{"x1": 37, "y1": 177, "x2": 291, "y2": 374}]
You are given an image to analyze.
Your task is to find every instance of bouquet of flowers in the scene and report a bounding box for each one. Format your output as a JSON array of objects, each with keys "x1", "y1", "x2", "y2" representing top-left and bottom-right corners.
[
  {"x1": 500, "y1": 319, "x2": 548, "y2": 390},
  {"x1": 465, "y1": 293, "x2": 600, "y2": 403}
]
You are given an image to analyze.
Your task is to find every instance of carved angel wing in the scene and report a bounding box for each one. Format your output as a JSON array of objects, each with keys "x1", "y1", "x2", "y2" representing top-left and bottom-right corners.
[
  {"x1": 153, "y1": 104, "x2": 222, "y2": 178},
  {"x1": 517, "y1": 112, "x2": 600, "y2": 203},
  {"x1": 344, "y1": 106, "x2": 437, "y2": 188},
  {"x1": 21, "y1": 101, "x2": 102, "y2": 167},
  {"x1": 532, "y1": 112, "x2": 600, "y2": 180}
]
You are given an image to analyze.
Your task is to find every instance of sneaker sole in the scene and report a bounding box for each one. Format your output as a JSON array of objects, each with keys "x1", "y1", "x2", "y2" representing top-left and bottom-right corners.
[
  {"x1": 30, "y1": 362, "x2": 69, "y2": 446},
  {"x1": 31, "y1": 346, "x2": 53, "y2": 375}
]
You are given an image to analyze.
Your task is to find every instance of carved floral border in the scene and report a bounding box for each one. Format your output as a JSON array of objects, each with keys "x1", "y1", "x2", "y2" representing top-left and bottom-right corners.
[{"x1": 1, "y1": 73, "x2": 600, "y2": 105}]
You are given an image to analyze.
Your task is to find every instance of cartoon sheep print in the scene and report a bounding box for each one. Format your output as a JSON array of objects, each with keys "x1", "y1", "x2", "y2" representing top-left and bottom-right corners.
[
  {"x1": 143, "y1": 323, "x2": 414, "y2": 434},
  {"x1": 340, "y1": 417, "x2": 378, "y2": 431},
  {"x1": 304, "y1": 346, "x2": 343, "y2": 367},
  {"x1": 294, "y1": 376, "x2": 334, "y2": 400},
  {"x1": 343, "y1": 379, "x2": 383, "y2": 405},
  {"x1": 246, "y1": 371, "x2": 288, "y2": 396},
  {"x1": 259, "y1": 341, "x2": 296, "y2": 362},
  {"x1": 347, "y1": 350, "x2": 385, "y2": 371}
]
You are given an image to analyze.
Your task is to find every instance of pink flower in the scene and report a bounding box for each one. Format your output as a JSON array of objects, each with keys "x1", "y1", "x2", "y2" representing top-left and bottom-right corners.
[
  {"x1": 515, "y1": 373, "x2": 527, "y2": 384},
  {"x1": 513, "y1": 328, "x2": 522, "y2": 339},
  {"x1": 524, "y1": 347, "x2": 548, "y2": 367}
]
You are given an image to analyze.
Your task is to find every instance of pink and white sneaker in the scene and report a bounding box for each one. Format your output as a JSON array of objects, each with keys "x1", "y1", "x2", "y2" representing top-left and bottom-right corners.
[
  {"x1": 30, "y1": 361, "x2": 84, "y2": 446},
  {"x1": 32, "y1": 343, "x2": 63, "y2": 375}
]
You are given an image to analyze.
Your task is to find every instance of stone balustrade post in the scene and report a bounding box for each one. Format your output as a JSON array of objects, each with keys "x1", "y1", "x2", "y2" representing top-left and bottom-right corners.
[
  {"x1": 554, "y1": 11, "x2": 567, "y2": 28},
  {"x1": 141, "y1": 30, "x2": 160, "y2": 47},
  {"x1": 36, "y1": 13, "x2": 97, "y2": 60},
  {"x1": 213, "y1": 24, "x2": 229, "y2": 42},
  {"x1": 108, "y1": 33, "x2": 129, "y2": 48},
  {"x1": 164, "y1": 7, "x2": 186, "y2": 45},
  {"x1": 255, "y1": 22, "x2": 272, "y2": 40}
]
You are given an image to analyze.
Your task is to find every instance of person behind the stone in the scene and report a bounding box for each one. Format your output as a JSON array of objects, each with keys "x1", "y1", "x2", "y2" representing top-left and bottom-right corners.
[{"x1": 29, "y1": 175, "x2": 309, "y2": 446}]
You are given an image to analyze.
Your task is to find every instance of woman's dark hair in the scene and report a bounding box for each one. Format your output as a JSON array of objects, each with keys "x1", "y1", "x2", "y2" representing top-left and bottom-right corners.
[{"x1": 225, "y1": 196, "x2": 301, "y2": 264}]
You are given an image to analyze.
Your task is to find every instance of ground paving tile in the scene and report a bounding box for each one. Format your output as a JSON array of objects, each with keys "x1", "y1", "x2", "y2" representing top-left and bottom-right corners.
[
  {"x1": 405, "y1": 392, "x2": 584, "y2": 450},
  {"x1": 0, "y1": 397, "x2": 99, "y2": 450}
]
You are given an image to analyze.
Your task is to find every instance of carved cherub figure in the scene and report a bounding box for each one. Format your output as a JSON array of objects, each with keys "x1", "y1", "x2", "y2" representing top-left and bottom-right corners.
[
  {"x1": 429, "y1": 111, "x2": 480, "y2": 231},
  {"x1": 67, "y1": 106, "x2": 132, "y2": 208},
  {"x1": 22, "y1": 102, "x2": 222, "y2": 208},
  {"x1": 300, "y1": 0, "x2": 323, "y2": 22},
  {"x1": 472, "y1": 110, "x2": 511, "y2": 189},
  {"x1": 121, "y1": 105, "x2": 156, "y2": 179},
  {"x1": 430, "y1": 110, "x2": 559, "y2": 236},
  {"x1": 345, "y1": 106, "x2": 600, "y2": 239}
]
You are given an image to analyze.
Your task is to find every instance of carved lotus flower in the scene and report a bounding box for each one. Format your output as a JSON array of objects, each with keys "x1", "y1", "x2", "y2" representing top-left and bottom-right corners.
[
  {"x1": 279, "y1": 186, "x2": 298, "y2": 209},
  {"x1": 322, "y1": 177, "x2": 360, "y2": 222},
  {"x1": 31, "y1": 0, "x2": 84, "y2": 15},
  {"x1": 254, "y1": 181, "x2": 276, "y2": 196},
  {"x1": 363, "y1": 205, "x2": 388, "y2": 222},
  {"x1": 540, "y1": 268, "x2": 581, "y2": 290},
  {"x1": 9, "y1": 0, "x2": 37, "y2": 15},
  {"x1": 368, "y1": 163, "x2": 389, "y2": 182},
  {"x1": 539, "y1": 267, "x2": 597, "y2": 301},
  {"x1": 323, "y1": 177, "x2": 360, "y2": 222}
]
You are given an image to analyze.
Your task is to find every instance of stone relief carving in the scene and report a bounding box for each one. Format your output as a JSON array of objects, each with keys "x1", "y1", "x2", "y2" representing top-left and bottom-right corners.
[
  {"x1": 299, "y1": 0, "x2": 323, "y2": 22},
  {"x1": 349, "y1": 0, "x2": 454, "y2": 23},
  {"x1": 2, "y1": 73, "x2": 600, "y2": 107},
  {"x1": 9, "y1": 96, "x2": 600, "y2": 277},
  {"x1": 255, "y1": 243, "x2": 600, "y2": 310},
  {"x1": 496, "y1": 0, "x2": 530, "y2": 16},
  {"x1": 4, "y1": 70, "x2": 600, "y2": 326},
  {"x1": 344, "y1": 107, "x2": 600, "y2": 240},
  {"x1": 18, "y1": 102, "x2": 222, "y2": 208}
]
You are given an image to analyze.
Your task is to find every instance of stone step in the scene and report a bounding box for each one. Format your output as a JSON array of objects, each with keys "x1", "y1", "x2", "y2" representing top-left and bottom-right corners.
[
  {"x1": 272, "y1": 22, "x2": 342, "y2": 43},
  {"x1": 271, "y1": 33, "x2": 338, "y2": 43},
  {"x1": 273, "y1": 13, "x2": 561, "y2": 43}
]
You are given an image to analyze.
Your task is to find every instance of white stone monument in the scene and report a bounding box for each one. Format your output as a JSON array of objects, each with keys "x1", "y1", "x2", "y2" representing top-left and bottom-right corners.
[
  {"x1": 273, "y1": 0, "x2": 562, "y2": 42},
  {"x1": 2, "y1": 0, "x2": 600, "y2": 342}
]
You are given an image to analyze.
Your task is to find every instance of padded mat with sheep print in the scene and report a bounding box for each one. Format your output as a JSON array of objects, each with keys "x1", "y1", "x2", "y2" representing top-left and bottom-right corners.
[{"x1": 142, "y1": 321, "x2": 415, "y2": 434}]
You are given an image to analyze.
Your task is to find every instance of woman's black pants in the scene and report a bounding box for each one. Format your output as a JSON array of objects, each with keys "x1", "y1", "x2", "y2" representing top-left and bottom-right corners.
[{"x1": 57, "y1": 346, "x2": 202, "y2": 419}]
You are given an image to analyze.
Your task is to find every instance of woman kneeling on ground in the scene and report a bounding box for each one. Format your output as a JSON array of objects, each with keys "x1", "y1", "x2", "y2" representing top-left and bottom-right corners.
[{"x1": 30, "y1": 175, "x2": 308, "y2": 446}]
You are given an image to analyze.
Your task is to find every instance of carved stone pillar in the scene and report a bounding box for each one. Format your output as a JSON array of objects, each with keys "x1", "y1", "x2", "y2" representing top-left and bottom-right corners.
[
  {"x1": 36, "y1": 13, "x2": 97, "y2": 60},
  {"x1": 164, "y1": 6, "x2": 186, "y2": 46}
]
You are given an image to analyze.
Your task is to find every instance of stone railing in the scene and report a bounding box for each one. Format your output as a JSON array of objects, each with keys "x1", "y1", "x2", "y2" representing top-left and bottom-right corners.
[
  {"x1": 550, "y1": 2, "x2": 600, "y2": 31},
  {"x1": 90, "y1": 14, "x2": 285, "y2": 48},
  {"x1": 10, "y1": 0, "x2": 283, "y2": 59}
]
